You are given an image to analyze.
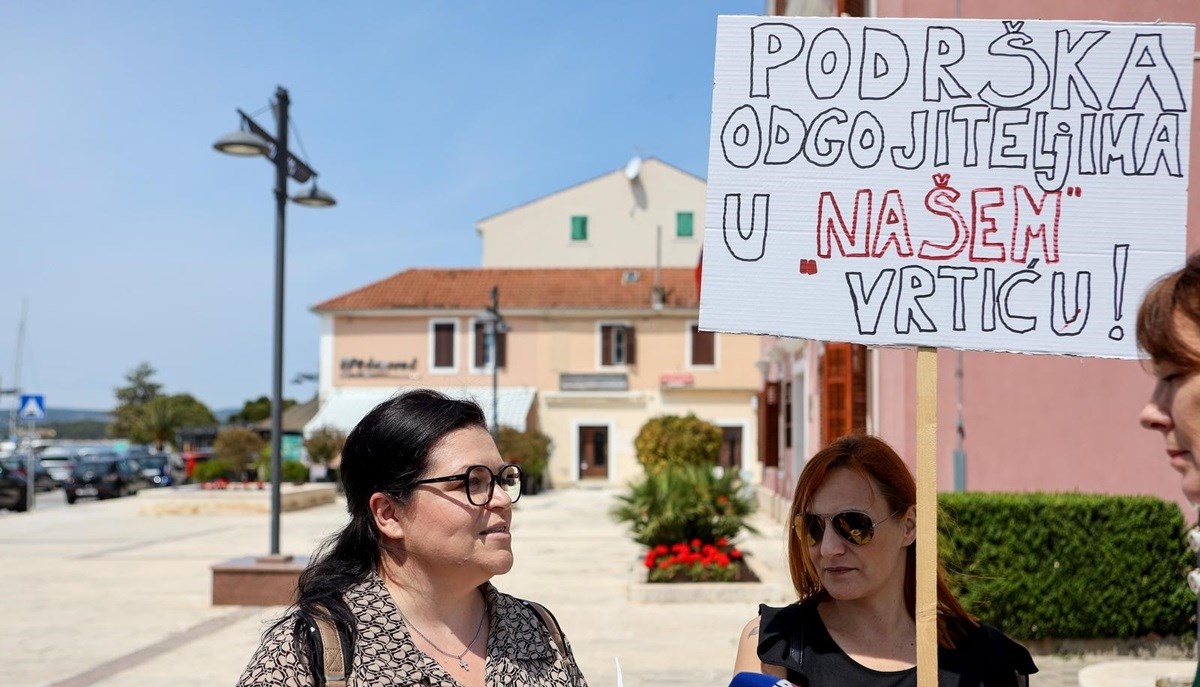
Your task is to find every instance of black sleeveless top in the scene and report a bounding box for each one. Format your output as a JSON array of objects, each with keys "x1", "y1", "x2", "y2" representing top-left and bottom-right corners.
[{"x1": 756, "y1": 600, "x2": 1037, "y2": 687}]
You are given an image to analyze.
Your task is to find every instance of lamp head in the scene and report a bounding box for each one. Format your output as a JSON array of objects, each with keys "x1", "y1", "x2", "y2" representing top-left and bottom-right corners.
[
  {"x1": 292, "y1": 183, "x2": 336, "y2": 208},
  {"x1": 213, "y1": 129, "x2": 270, "y2": 157}
]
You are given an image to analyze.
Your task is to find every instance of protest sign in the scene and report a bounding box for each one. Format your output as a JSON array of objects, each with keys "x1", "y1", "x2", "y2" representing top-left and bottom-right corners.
[{"x1": 701, "y1": 17, "x2": 1194, "y2": 358}]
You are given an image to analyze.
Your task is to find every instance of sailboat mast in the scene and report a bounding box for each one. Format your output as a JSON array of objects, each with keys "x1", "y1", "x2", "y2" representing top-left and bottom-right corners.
[{"x1": 8, "y1": 298, "x2": 26, "y2": 443}]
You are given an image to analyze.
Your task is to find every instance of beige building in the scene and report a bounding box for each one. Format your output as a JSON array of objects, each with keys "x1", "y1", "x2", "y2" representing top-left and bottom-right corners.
[
  {"x1": 307, "y1": 267, "x2": 761, "y2": 486},
  {"x1": 476, "y1": 157, "x2": 705, "y2": 269},
  {"x1": 307, "y1": 158, "x2": 763, "y2": 486}
]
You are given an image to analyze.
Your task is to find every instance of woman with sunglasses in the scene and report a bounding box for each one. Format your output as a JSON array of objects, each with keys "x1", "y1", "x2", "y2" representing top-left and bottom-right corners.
[
  {"x1": 733, "y1": 434, "x2": 1036, "y2": 686},
  {"x1": 238, "y1": 389, "x2": 587, "y2": 687}
]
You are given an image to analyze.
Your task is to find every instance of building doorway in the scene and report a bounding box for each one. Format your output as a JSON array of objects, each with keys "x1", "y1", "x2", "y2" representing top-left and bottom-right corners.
[
  {"x1": 718, "y1": 426, "x2": 743, "y2": 470},
  {"x1": 578, "y1": 425, "x2": 609, "y2": 479}
]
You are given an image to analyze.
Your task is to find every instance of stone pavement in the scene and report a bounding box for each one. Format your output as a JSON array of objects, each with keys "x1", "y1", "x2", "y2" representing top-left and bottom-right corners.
[{"x1": 0, "y1": 486, "x2": 1189, "y2": 686}]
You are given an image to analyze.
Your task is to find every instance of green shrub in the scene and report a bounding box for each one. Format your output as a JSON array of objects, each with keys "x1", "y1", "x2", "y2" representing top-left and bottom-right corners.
[
  {"x1": 214, "y1": 428, "x2": 264, "y2": 477},
  {"x1": 496, "y1": 426, "x2": 551, "y2": 480},
  {"x1": 939, "y1": 492, "x2": 1194, "y2": 640},
  {"x1": 611, "y1": 464, "x2": 757, "y2": 546},
  {"x1": 304, "y1": 427, "x2": 346, "y2": 466},
  {"x1": 191, "y1": 460, "x2": 230, "y2": 483},
  {"x1": 281, "y1": 461, "x2": 309, "y2": 484},
  {"x1": 634, "y1": 414, "x2": 722, "y2": 474}
]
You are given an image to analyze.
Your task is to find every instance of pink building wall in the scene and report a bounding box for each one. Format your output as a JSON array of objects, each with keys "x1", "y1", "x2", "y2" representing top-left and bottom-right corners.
[{"x1": 863, "y1": 0, "x2": 1200, "y2": 513}]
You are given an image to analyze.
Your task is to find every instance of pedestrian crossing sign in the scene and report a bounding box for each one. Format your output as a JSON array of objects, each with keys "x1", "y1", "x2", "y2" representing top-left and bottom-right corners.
[{"x1": 18, "y1": 394, "x2": 45, "y2": 421}]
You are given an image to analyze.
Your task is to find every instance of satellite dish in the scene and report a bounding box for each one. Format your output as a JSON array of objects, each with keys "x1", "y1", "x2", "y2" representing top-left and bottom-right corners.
[{"x1": 624, "y1": 155, "x2": 643, "y2": 181}]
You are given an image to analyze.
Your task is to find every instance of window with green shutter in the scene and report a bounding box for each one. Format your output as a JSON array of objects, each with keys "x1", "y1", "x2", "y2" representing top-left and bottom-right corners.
[
  {"x1": 676, "y1": 211, "x2": 694, "y2": 238},
  {"x1": 571, "y1": 215, "x2": 588, "y2": 241}
]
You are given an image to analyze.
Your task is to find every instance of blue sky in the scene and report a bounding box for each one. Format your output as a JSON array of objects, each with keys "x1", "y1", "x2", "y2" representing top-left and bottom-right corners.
[{"x1": 0, "y1": 1, "x2": 763, "y2": 412}]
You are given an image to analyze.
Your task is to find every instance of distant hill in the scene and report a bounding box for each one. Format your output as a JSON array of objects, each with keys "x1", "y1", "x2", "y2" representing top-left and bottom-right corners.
[
  {"x1": 213, "y1": 408, "x2": 240, "y2": 423},
  {"x1": 42, "y1": 408, "x2": 112, "y2": 423}
]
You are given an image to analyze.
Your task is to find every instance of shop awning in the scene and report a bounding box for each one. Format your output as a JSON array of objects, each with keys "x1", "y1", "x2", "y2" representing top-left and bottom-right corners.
[{"x1": 304, "y1": 386, "x2": 538, "y2": 437}]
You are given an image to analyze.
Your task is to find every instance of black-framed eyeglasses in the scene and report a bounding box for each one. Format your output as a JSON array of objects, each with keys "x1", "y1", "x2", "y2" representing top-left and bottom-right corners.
[
  {"x1": 413, "y1": 464, "x2": 523, "y2": 506},
  {"x1": 794, "y1": 508, "x2": 903, "y2": 547}
]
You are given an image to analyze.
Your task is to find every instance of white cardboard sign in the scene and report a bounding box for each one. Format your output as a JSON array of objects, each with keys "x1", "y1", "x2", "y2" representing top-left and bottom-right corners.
[{"x1": 700, "y1": 17, "x2": 1194, "y2": 358}]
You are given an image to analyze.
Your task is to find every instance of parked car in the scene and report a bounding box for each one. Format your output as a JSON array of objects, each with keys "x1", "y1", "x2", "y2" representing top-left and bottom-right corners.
[
  {"x1": 37, "y1": 447, "x2": 77, "y2": 485},
  {"x1": 0, "y1": 463, "x2": 28, "y2": 511},
  {"x1": 0, "y1": 455, "x2": 56, "y2": 492},
  {"x1": 138, "y1": 455, "x2": 173, "y2": 487},
  {"x1": 64, "y1": 456, "x2": 150, "y2": 504}
]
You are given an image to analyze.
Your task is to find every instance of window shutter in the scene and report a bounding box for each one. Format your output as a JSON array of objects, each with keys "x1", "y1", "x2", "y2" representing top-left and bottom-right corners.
[
  {"x1": 434, "y1": 323, "x2": 455, "y2": 368},
  {"x1": 601, "y1": 325, "x2": 613, "y2": 366},
  {"x1": 571, "y1": 215, "x2": 588, "y2": 241},
  {"x1": 474, "y1": 322, "x2": 486, "y2": 368},
  {"x1": 758, "y1": 381, "x2": 780, "y2": 468},
  {"x1": 625, "y1": 326, "x2": 636, "y2": 365},
  {"x1": 690, "y1": 325, "x2": 715, "y2": 366},
  {"x1": 496, "y1": 330, "x2": 507, "y2": 368},
  {"x1": 821, "y1": 343, "x2": 853, "y2": 446},
  {"x1": 676, "y1": 211, "x2": 694, "y2": 237}
]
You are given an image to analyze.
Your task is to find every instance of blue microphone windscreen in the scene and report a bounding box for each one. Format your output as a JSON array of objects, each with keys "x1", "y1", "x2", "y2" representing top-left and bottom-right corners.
[{"x1": 728, "y1": 672, "x2": 797, "y2": 687}]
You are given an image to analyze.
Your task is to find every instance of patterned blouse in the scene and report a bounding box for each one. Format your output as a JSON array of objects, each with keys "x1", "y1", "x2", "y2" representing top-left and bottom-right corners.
[{"x1": 236, "y1": 575, "x2": 588, "y2": 687}]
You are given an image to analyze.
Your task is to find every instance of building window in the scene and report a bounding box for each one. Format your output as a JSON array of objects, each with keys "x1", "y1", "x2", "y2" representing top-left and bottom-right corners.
[
  {"x1": 431, "y1": 321, "x2": 457, "y2": 371},
  {"x1": 473, "y1": 321, "x2": 507, "y2": 370},
  {"x1": 571, "y1": 215, "x2": 588, "y2": 241},
  {"x1": 689, "y1": 324, "x2": 715, "y2": 366},
  {"x1": 783, "y1": 380, "x2": 793, "y2": 450},
  {"x1": 600, "y1": 323, "x2": 636, "y2": 366},
  {"x1": 676, "y1": 211, "x2": 694, "y2": 238}
]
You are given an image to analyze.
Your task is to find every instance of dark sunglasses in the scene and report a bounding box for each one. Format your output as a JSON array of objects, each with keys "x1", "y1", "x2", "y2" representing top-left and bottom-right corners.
[
  {"x1": 795, "y1": 507, "x2": 904, "y2": 546},
  {"x1": 413, "y1": 464, "x2": 523, "y2": 506}
]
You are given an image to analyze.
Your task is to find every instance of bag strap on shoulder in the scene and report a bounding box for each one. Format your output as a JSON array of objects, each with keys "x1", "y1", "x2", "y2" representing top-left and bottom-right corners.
[
  {"x1": 521, "y1": 598, "x2": 568, "y2": 657},
  {"x1": 313, "y1": 614, "x2": 347, "y2": 687},
  {"x1": 303, "y1": 606, "x2": 350, "y2": 687}
]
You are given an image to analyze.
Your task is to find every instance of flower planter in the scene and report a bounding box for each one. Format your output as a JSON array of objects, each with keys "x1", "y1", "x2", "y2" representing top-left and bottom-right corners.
[{"x1": 627, "y1": 550, "x2": 792, "y2": 604}]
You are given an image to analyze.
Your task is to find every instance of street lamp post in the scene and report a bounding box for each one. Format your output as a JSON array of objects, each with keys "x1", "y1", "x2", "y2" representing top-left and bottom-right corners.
[
  {"x1": 214, "y1": 86, "x2": 335, "y2": 556},
  {"x1": 479, "y1": 286, "x2": 508, "y2": 440}
]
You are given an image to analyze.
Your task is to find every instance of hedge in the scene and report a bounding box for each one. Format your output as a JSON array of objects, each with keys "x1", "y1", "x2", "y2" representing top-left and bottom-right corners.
[{"x1": 939, "y1": 492, "x2": 1195, "y2": 640}]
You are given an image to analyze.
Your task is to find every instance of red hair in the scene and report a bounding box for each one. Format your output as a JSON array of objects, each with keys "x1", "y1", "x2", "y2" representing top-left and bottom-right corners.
[
  {"x1": 786, "y1": 434, "x2": 976, "y2": 647},
  {"x1": 1137, "y1": 253, "x2": 1200, "y2": 369}
]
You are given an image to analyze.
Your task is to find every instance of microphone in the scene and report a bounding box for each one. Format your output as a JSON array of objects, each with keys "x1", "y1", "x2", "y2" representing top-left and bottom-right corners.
[{"x1": 729, "y1": 672, "x2": 801, "y2": 687}]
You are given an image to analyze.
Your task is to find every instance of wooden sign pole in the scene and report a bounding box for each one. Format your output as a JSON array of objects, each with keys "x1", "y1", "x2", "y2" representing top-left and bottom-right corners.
[{"x1": 915, "y1": 346, "x2": 939, "y2": 686}]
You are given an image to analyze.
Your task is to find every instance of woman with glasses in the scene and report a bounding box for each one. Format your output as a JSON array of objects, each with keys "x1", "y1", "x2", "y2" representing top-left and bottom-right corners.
[
  {"x1": 732, "y1": 434, "x2": 1036, "y2": 686},
  {"x1": 238, "y1": 389, "x2": 587, "y2": 687}
]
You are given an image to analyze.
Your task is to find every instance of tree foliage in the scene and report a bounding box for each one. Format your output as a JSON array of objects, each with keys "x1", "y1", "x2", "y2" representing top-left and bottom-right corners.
[
  {"x1": 496, "y1": 426, "x2": 552, "y2": 479},
  {"x1": 304, "y1": 427, "x2": 346, "y2": 466},
  {"x1": 228, "y1": 395, "x2": 297, "y2": 424},
  {"x1": 633, "y1": 414, "x2": 723, "y2": 474},
  {"x1": 214, "y1": 428, "x2": 264, "y2": 477},
  {"x1": 109, "y1": 364, "x2": 216, "y2": 449},
  {"x1": 109, "y1": 362, "x2": 162, "y2": 439}
]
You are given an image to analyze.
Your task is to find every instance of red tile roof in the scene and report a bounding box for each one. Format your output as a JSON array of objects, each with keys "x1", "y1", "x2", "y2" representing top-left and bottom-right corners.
[{"x1": 313, "y1": 267, "x2": 699, "y2": 312}]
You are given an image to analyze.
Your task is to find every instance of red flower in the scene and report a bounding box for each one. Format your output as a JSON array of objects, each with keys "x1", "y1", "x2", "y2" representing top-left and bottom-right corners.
[
  {"x1": 717, "y1": 537, "x2": 730, "y2": 548},
  {"x1": 716, "y1": 554, "x2": 731, "y2": 567},
  {"x1": 653, "y1": 544, "x2": 669, "y2": 555},
  {"x1": 658, "y1": 561, "x2": 671, "y2": 570},
  {"x1": 730, "y1": 549, "x2": 743, "y2": 559},
  {"x1": 690, "y1": 538, "x2": 702, "y2": 549}
]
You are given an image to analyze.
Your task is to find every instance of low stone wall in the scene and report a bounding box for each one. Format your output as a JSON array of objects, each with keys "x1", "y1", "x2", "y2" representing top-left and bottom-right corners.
[
  {"x1": 628, "y1": 550, "x2": 792, "y2": 604},
  {"x1": 138, "y1": 483, "x2": 338, "y2": 515}
]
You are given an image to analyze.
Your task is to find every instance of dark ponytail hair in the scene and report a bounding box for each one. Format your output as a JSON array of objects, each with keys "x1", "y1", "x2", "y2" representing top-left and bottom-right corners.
[{"x1": 275, "y1": 389, "x2": 487, "y2": 667}]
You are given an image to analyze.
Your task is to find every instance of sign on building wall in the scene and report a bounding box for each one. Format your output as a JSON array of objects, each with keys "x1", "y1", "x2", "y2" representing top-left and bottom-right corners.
[{"x1": 700, "y1": 17, "x2": 1194, "y2": 358}]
